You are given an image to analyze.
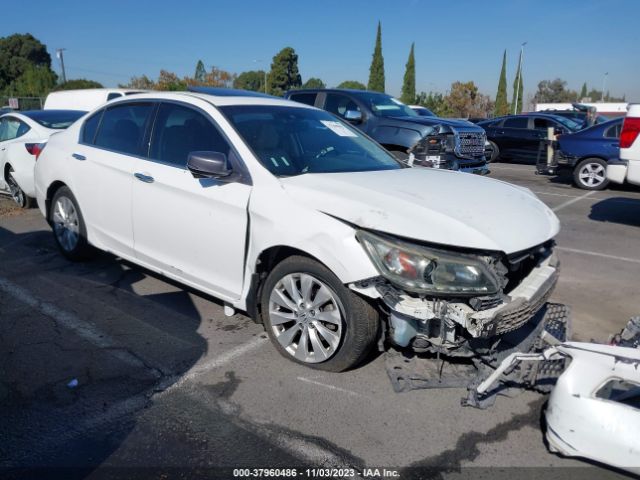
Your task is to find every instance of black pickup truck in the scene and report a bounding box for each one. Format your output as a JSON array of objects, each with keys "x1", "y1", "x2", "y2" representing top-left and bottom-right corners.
[{"x1": 285, "y1": 88, "x2": 489, "y2": 174}]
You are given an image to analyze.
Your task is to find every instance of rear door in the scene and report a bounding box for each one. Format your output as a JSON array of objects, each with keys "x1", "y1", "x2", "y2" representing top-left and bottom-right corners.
[
  {"x1": 71, "y1": 101, "x2": 156, "y2": 257},
  {"x1": 602, "y1": 121, "x2": 622, "y2": 161},
  {"x1": 132, "y1": 100, "x2": 251, "y2": 301}
]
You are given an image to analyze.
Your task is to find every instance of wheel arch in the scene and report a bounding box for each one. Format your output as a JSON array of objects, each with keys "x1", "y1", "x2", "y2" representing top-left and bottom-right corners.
[{"x1": 44, "y1": 181, "x2": 68, "y2": 221}]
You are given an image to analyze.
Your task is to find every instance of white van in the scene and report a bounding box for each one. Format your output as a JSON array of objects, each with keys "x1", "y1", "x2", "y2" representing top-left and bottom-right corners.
[{"x1": 43, "y1": 88, "x2": 145, "y2": 111}]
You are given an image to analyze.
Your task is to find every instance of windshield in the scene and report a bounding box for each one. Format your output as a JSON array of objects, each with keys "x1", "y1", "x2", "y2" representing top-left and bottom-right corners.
[
  {"x1": 554, "y1": 116, "x2": 581, "y2": 131},
  {"x1": 23, "y1": 110, "x2": 86, "y2": 129},
  {"x1": 355, "y1": 92, "x2": 418, "y2": 118},
  {"x1": 220, "y1": 105, "x2": 402, "y2": 177}
]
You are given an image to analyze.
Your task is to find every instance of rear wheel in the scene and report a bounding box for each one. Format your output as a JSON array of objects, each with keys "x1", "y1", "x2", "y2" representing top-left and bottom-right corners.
[
  {"x1": 6, "y1": 167, "x2": 34, "y2": 208},
  {"x1": 487, "y1": 141, "x2": 500, "y2": 163},
  {"x1": 50, "y1": 186, "x2": 94, "y2": 260},
  {"x1": 573, "y1": 158, "x2": 609, "y2": 190},
  {"x1": 260, "y1": 256, "x2": 379, "y2": 372}
]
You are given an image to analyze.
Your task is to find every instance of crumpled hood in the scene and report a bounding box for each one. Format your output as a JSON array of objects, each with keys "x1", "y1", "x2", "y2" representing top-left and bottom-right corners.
[
  {"x1": 280, "y1": 168, "x2": 559, "y2": 254},
  {"x1": 390, "y1": 115, "x2": 481, "y2": 130}
]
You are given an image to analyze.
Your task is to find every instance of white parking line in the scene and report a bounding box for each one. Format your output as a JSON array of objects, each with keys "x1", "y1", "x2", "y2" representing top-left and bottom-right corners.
[
  {"x1": 552, "y1": 191, "x2": 596, "y2": 212},
  {"x1": 557, "y1": 246, "x2": 640, "y2": 265},
  {"x1": 297, "y1": 377, "x2": 366, "y2": 398},
  {"x1": 165, "y1": 336, "x2": 268, "y2": 391},
  {"x1": 0, "y1": 275, "x2": 154, "y2": 372}
]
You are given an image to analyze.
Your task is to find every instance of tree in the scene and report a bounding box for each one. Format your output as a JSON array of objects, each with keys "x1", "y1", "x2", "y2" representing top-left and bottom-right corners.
[
  {"x1": 202, "y1": 66, "x2": 235, "y2": 88},
  {"x1": 494, "y1": 50, "x2": 509, "y2": 116},
  {"x1": 0, "y1": 33, "x2": 53, "y2": 93},
  {"x1": 52, "y1": 79, "x2": 103, "y2": 91},
  {"x1": 8, "y1": 64, "x2": 57, "y2": 97},
  {"x1": 156, "y1": 70, "x2": 187, "y2": 91},
  {"x1": 444, "y1": 81, "x2": 493, "y2": 118},
  {"x1": 267, "y1": 47, "x2": 301, "y2": 96},
  {"x1": 415, "y1": 91, "x2": 449, "y2": 116},
  {"x1": 400, "y1": 43, "x2": 416, "y2": 104},
  {"x1": 302, "y1": 77, "x2": 325, "y2": 89},
  {"x1": 337, "y1": 80, "x2": 366, "y2": 90},
  {"x1": 194, "y1": 60, "x2": 206, "y2": 83},
  {"x1": 512, "y1": 50, "x2": 523, "y2": 114},
  {"x1": 534, "y1": 78, "x2": 577, "y2": 103},
  {"x1": 120, "y1": 74, "x2": 155, "y2": 89},
  {"x1": 234, "y1": 70, "x2": 266, "y2": 92},
  {"x1": 367, "y1": 21, "x2": 385, "y2": 92},
  {"x1": 580, "y1": 82, "x2": 588, "y2": 100}
]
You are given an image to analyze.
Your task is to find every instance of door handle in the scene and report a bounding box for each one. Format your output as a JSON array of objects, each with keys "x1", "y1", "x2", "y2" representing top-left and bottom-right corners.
[
  {"x1": 72, "y1": 153, "x2": 86, "y2": 161},
  {"x1": 134, "y1": 172, "x2": 154, "y2": 183}
]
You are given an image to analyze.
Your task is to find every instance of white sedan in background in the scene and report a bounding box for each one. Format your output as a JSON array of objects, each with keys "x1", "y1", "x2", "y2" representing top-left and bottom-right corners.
[{"x1": 0, "y1": 110, "x2": 85, "y2": 207}]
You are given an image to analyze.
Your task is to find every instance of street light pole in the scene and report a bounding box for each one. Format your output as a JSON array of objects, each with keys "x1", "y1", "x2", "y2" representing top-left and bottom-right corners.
[
  {"x1": 601, "y1": 72, "x2": 608, "y2": 102},
  {"x1": 513, "y1": 42, "x2": 527, "y2": 114},
  {"x1": 56, "y1": 48, "x2": 67, "y2": 84}
]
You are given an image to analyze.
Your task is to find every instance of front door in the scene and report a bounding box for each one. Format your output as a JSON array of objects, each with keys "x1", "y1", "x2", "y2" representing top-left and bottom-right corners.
[{"x1": 132, "y1": 101, "x2": 251, "y2": 301}]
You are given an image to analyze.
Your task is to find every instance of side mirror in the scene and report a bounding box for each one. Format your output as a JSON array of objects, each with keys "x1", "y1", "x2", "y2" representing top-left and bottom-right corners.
[
  {"x1": 554, "y1": 126, "x2": 566, "y2": 136},
  {"x1": 187, "y1": 151, "x2": 231, "y2": 179},
  {"x1": 344, "y1": 110, "x2": 362, "y2": 123}
]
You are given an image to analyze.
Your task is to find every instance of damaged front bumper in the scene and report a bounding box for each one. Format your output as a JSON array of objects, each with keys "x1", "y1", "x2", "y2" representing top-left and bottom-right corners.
[{"x1": 379, "y1": 254, "x2": 559, "y2": 352}]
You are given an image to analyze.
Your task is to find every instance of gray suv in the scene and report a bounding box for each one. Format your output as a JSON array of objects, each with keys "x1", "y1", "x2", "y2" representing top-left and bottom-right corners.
[{"x1": 285, "y1": 88, "x2": 489, "y2": 174}]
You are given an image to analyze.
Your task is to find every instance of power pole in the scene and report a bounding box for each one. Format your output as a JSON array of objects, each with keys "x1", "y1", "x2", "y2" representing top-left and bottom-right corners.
[{"x1": 56, "y1": 48, "x2": 67, "y2": 84}]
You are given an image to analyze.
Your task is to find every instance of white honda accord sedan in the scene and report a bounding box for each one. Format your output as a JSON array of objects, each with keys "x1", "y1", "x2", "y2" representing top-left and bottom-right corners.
[
  {"x1": 1, "y1": 109, "x2": 85, "y2": 207},
  {"x1": 34, "y1": 90, "x2": 560, "y2": 371}
]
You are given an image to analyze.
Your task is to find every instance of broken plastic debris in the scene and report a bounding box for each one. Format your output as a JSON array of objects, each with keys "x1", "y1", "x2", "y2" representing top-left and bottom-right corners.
[{"x1": 67, "y1": 378, "x2": 78, "y2": 388}]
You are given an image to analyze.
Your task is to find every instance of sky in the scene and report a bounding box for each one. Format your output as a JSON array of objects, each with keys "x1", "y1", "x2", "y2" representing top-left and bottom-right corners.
[{"x1": 4, "y1": 0, "x2": 640, "y2": 103}]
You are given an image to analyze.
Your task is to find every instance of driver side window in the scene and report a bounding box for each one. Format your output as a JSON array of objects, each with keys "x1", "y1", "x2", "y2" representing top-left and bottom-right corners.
[{"x1": 324, "y1": 94, "x2": 361, "y2": 120}]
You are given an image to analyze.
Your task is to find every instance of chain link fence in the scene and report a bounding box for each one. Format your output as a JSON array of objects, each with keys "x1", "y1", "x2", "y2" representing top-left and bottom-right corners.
[{"x1": 0, "y1": 96, "x2": 45, "y2": 111}]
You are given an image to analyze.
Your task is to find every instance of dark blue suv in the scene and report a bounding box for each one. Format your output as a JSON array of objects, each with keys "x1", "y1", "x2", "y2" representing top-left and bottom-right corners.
[{"x1": 285, "y1": 89, "x2": 489, "y2": 174}]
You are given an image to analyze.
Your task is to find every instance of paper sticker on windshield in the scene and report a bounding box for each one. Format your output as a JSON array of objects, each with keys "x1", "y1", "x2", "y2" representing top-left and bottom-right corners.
[{"x1": 320, "y1": 120, "x2": 357, "y2": 137}]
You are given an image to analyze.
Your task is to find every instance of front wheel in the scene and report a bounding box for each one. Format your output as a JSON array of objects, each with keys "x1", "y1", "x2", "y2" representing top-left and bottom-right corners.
[
  {"x1": 6, "y1": 167, "x2": 35, "y2": 208},
  {"x1": 50, "y1": 186, "x2": 94, "y2": 260},
  {"x1": 260, "y1": 256, "x2": 379, "y2": 372},
  {"x1": 487, "y1": 141, "x2": 500, "y2": 163},
  {"x1": 573, "y1": 158, "x2": 609, "y2": 190}
]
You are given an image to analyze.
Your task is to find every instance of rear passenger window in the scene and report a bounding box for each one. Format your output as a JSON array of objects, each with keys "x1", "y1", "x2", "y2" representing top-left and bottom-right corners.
[
  {"x1": 605, "y1": 123, "x2": 622, "y2": 138},
  {"x1": 503, "y1": 117, "x2": 529, "y2": 129},
  {"x1": 150, "y1": 103, "x2": 230, "y2": 168},
  {"x1": 289, "y1": 93, "x2": 317, "y2": 107},
  {"x1": 94, "y1": 103, "x2": 154, "y2": 156},
  {"x1": 82, "y1": 110, "x2": 103, "y2": 144}
]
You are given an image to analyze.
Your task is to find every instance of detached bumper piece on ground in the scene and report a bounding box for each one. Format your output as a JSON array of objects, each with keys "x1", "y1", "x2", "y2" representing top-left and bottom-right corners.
[
  {"x1": 385, "y1": 303, "x2": 571, "y2": 409},
  {"x1": 476, "y1": 316, "x2": 640, "y2": 474}
]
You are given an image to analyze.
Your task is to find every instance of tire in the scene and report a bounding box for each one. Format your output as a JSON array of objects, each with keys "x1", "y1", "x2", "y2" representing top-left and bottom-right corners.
[
  {"x1": 487, "y1": 141, "x2": 500, "y2": 163},
  {"x1": 6, "y1": 167, "x2": 35, "y2": 208},
  {"x1": 49, "y1": 186, "x2": 94, "y2": 260},
  {"x1": 573, "y1": 158, "x2": 609, "y2": 190},
  {"x1": 260, "y1": 255, "x2": 379, "y2": 372}
]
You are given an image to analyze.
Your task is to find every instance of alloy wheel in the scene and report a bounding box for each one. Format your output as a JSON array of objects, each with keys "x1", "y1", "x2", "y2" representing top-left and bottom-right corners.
[
  {"x1": 268, "y1": 273, "x2": 344, "y2": 363},
  {"x1": 52, "y1": 196, "x2": 80, "y2": 252},
  {"x1": 578, "y1": 162, "x2": 606, "y2": 188}
]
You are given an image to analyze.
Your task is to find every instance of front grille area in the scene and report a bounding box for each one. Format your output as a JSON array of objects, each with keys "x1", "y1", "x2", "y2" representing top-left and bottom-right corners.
[
  {"x1": 455, "y1": 132, "x2": 486, "y2": 158},
  {"x1": 504, "y1": 241, "x2": 554, "y2": 293},
  {"x1": 491, "y1": 273, "x2": 557, "y2": 335}
]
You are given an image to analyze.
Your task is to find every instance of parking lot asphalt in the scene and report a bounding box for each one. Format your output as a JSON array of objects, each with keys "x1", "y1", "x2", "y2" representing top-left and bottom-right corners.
[{"x1": 1, "y1": 164, "x2": 639, "y2": 479}]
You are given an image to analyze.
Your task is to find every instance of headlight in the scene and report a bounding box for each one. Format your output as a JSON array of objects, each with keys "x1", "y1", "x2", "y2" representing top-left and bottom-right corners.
[{"x1": 357, "y1": 231, "x2": 499, "y2": 295}]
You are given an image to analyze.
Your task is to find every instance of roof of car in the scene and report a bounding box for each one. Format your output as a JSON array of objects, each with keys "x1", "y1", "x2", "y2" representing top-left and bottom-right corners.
[
  {"x1": 286, "y1": 88, "x2": 389, "y2": 97},
  {"x1": 108, "y1": 90, "x2": 311, "y2": 109}
]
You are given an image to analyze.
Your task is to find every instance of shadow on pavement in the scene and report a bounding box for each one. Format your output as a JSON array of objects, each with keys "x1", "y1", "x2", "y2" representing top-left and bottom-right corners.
[
  {"x1": 0, "y1": 224, "x2": 208, "y2": 479},
  {"x1": 589, "y1": 198, "x2": 640, "y2": 227}
]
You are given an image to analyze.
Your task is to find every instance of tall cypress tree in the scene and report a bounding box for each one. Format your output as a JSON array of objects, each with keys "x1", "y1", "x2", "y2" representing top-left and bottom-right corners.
[
  {"x1": 580, "y1": 82, "x2": 588, "y2": 100},
  {"x1": 400, "y1": 43, "x2": 416, "y2": 104},
  {"x1": 512, "y1": 51, "x2": 523, "y2": 114},
  {"x1": 194, "y1": 60, "x2": 206, "y2": 83},
  {"x1": 494, "y1": 50, "x2": 509, "y2": 116},
  {"x1": 367, "y1": 21, "x2": 385, "y2": 92}
]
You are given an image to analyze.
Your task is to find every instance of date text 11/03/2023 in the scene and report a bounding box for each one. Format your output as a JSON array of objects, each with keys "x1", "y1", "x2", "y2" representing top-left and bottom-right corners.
[{"x1": 232, "y1": 468, "x2": 400, "y2": 478}]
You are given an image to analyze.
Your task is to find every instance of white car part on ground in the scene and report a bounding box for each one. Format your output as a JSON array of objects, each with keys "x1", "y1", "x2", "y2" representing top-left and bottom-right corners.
[{"x1": 478, "y1": 340, "x2": 640, "y2": 474}]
